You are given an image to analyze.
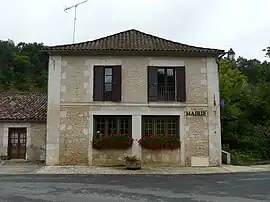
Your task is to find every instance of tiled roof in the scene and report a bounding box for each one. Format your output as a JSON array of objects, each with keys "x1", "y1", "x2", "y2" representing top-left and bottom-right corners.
[
  {"x1": 0, "y1": 92, "x2": 47, "y2": 121},
  {"x1": 43, "y1": 29, "x2": 224, "y2": 56}
]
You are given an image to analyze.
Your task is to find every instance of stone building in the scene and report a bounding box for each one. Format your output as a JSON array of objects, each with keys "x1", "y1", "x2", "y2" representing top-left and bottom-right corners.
[
  {"x1": 0, "y1": 92, "x2": 46, "y2": 161},
  {"x1": 43, "y1": 29, "x2": 224, "y2": 167}
]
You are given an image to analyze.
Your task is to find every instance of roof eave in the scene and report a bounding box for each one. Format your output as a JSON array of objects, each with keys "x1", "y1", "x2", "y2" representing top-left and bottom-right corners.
[
  {"x1": 42, "y1": 49, "x2": 224, "y2": 57},
  {"x1": 0, "y1": 119, "x2": 46, "y2": 123}
]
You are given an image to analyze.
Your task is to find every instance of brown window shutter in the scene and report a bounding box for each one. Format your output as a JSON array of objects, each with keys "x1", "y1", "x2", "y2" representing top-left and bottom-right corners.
[
  {"x1": 176, "y1": 67, "x2": 186, "y2": 102},
  {"x1": 112, "y1": 65, "x2": 122, "y2": 102},
  {"x1": 93, "y1": 66, "x2": 104, "y2": 101},
  {"x1": 148, "y1": 66, "x2": 158, "y2": 101}
]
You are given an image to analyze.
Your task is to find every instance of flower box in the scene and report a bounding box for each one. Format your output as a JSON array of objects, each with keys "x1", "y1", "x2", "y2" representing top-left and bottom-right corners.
[
  {"x1": 139, "y1": 134, "x2": 180, "y2": 150},
  {"x1": 124, "y1": 155, "x2": 141, "y2": 170},
  {"x1": 92, "y1": 134, "x2": 133, "y2": 150}
]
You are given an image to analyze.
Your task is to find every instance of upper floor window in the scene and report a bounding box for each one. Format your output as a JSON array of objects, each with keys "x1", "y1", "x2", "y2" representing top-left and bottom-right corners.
[
  {"x1": 93, "y1": 66, "x2": 121, "y2": 102},
  {"x1": 104, "y1": 67, "x2": 113, "y2": 101},
  {"x1": 148, "y1": 66, "x2": 186, "y2": 102},
  {"x1": 157, "y1": 68, "x2": 175, "y2": 101}
]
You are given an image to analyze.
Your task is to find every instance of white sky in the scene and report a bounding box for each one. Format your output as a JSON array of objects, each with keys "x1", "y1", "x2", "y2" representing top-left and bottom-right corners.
[{"x1": 0, "y1": 0, "x2": 269, "y2": 61}]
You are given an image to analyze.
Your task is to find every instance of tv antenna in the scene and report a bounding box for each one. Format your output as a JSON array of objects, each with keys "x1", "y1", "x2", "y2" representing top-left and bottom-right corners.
[{"x1": 64, "y1": 0, "x2": 89, "y2": 43}]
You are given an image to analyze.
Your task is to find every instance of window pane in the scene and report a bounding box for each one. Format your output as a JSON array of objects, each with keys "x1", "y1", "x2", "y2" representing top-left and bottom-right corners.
[
  {"x1": 144, "y1": 118, "x2": 154, "y2": 135},
  {"x1": 105, "y1": 83, "x2": 112, "y2": 92},
  {"x1": 167, "y1": 119, "x2": 177, "y2": 135},
  {"x1": 158, "y1": 68, "x2": 165, "y2": 74},
  {"x1": 105, "y1": 68, "x2": 112, "y2": 76},
  {"x1": 105, "y1": 75, "x2": 112, "y2": 83},
  {"x1": 96, "y1": 118, "x2": 105, "y2": 134},
  {"x1": 167, "y1": 69, "x2": 174, "y2": 76},
  {"x1": 158, "y1": 68, "x2": 165, "y2": 84},
  {"x1": 167, "y1": 69, "x2": 174, "y2": 84},
  {"x1": 120, "y1": 118, "x2": 129, "y2": 134},
  {"x1": 156, "y1": 119, "x2": 166, "y2": 134},
  {"x1": 108, "y1": 119, "x2": 117, "y2": 135},
  {"x1": 104, "y1": 91, "x2": 112, "y2": 101}
]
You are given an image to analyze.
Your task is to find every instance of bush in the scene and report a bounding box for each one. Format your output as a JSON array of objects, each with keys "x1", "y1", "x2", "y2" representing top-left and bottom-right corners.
[
  {"x1": 231, "y1": 150, "x2": 267, "y2": 165},
  {"x1": 0, "y1": 155, "x2": 8, "y2": 160},
  {"x1": 124, "y1": 155, "x2": 140, "y2": 162},
  {"x1": 139, "y1": 134, "x2": 180, "y2": 150},
  {"x1": 92, "y1": 134, "x2": 133, "y2": 150}
]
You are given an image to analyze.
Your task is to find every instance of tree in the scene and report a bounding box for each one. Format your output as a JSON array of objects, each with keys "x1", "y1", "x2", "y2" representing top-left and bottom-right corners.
[
  {"x1": 0, "y1": 40, "x2": 48, "y2": 92},
  {"x1": 220, "y1": 49, "x2": 270, "y2": 161},
  {"x1": 264, "y1": 47, "x2": 270, "y2": 58},
  {"x1": 219, "y1": 59, "x2": 247, "y2": 116}
]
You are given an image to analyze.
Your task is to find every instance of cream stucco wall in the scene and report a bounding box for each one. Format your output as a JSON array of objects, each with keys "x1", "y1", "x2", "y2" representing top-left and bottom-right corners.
[{"x1": 46, "y1": 55, "x2": 221, "y2": 167}]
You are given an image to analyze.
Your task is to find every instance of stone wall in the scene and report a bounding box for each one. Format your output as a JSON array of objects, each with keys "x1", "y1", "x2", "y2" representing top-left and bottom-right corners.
[
  {"x1": 0, "y1": 123, "x2": 4, "y2": 156},
  {"x1": 59, "y1": 106, "x2": 89, "y2": 165},
  {"x1": 185, "y1": 58, "x2": 208, "y2": 104},
  {"x1": 61, "y1": 57, "x2": 90, "y2": 102},
  {"x1": 92, "y1": 148, "x2": 180, "y2": 166},
  {"x1": 60, "y1": 56, "x2": 208, "y2": 104},
  {"x1": 92, "y1": 149, "x2": 132, "y2": 166},
  {"x1": 141, "y1": 149, "x2": 181, "y2": 166},
  {"x1": 184, "y1": 107, "x2": 209, "y2": 166},
  {"x1": 28, "y1": 123, "x2": 46, "y2": 161}
]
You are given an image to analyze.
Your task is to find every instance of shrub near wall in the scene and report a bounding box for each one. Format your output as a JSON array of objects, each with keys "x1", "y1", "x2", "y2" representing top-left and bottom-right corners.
[{"x1": 139, "y1": 134, "x2": 180, "y2": 150}]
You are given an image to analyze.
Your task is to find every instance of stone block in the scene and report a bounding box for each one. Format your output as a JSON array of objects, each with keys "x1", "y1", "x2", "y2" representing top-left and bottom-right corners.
[
  {"x1": 142, "y1": 149, "x2": 181, "y2": 166},
  {"x1": 92, "y1": 149, "x2": 132, "y2": 166},
  {"x1": 59, "y1": 106, "x2": 89, "y2": 165},
  {"x1": 191, "y1": 156, "x2": 209, "y2": 167}
]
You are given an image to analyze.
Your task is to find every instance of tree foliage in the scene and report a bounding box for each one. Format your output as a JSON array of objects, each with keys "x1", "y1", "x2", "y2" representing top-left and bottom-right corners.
[
  {"x1": 0, "y1": 40, "x2": 48, "y2": 92},
  {"x1": 263, "y1": 47, "x2": 270, "y2": 58},
  {"x1": 220, "y1": 53, "x2": 270, "y2": 161}
]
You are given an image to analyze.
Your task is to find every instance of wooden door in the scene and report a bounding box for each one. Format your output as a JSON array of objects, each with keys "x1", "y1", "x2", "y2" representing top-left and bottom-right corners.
[{"x1": 8, "y1": 128, "x2": 27, "y2": 159}]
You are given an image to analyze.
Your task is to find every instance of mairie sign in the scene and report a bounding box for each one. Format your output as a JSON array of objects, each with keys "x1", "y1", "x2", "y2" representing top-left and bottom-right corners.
[{"x1": 185, "y1": 110, "x2": 207, "y2": 116}]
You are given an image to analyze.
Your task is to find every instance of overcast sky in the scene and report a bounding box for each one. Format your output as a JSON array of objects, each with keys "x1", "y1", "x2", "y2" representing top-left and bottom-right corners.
[{"x1": 0, "y1": 0, "x2": 269, "y2": 61}]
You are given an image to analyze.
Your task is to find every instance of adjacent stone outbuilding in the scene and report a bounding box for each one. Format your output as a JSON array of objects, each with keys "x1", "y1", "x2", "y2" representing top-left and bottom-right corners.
[{"x1": 0, "y1": 92, "x2": 47, "y2": 161}]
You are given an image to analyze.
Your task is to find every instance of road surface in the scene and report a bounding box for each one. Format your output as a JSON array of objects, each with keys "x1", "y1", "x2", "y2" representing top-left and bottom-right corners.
[{"x1": 0, "y1": 172, "x2": 270, "y2": 201}]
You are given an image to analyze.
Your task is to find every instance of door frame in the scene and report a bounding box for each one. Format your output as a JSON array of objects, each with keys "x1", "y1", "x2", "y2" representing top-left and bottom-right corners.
[{"x1": 7, "y1": 127, "x2": 27, "y2": 159}]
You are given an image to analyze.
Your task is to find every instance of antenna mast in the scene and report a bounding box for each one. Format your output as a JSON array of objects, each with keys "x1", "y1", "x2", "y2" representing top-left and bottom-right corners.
[{"x1": 64, "y1": 0, "x2": 89, "y2": 43}]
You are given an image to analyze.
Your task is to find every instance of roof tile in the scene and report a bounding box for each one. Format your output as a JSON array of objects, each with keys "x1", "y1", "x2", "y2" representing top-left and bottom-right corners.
[
  {"x1": 0, "y1": 92, "x2": 47, "y2": 121},
  {"x1": 43, "y1": 29, "x2": 224, "y2": 56}
]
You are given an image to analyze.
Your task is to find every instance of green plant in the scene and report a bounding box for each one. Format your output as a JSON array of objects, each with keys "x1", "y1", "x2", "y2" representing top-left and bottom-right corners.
[
  {"x1": 139, "y1": 134, "x2": 180, "y2": 150},
  {"x1": 0, "y1": 155, "x2": 8, "y2": 160},
  {"x1": 124, "y1": 155, "x2": 140, "y2": 162},
  {"x1": 92, "y1": 134, "x2": 133, "y2": 150}
]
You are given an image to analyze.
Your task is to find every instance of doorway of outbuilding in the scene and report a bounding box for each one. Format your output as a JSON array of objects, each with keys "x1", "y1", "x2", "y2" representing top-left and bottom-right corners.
[{"x1": 7, "y1": 128, "x2": 27, "y2": 159}]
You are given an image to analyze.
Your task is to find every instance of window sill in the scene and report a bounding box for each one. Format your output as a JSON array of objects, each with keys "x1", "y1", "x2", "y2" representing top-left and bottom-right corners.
[
  {"x1": 147, "y1": 102, "x2": 187, "y2": 108},
  {"x1": 61, "y1": 101, "x2": 208, "y2": 108}
]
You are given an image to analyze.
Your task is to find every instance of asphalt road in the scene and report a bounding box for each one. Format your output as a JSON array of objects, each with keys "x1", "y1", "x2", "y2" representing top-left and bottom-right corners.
[{"x1": 0, "y1": 172, "x2": 270, "y2": 202}]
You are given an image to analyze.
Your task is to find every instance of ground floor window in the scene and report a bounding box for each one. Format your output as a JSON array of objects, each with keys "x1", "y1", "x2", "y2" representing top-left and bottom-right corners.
[
  {"x1": 94, "y1": 116, "x2": 132, "y2": 136},
  {"x1": 142, "y1": 116, "x2": 179, "y2": 136}
]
